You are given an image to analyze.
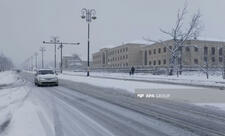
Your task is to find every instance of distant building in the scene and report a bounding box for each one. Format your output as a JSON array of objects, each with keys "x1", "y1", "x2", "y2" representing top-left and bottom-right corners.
[
  {"x1": 92, "y1": 48, "x2": 109, "y2": 68},
  {"x1": 62, "y1": 54, "x2": 84, "y2": 70},
  {"x1": 142, "y1": 39, "x2": 225, "y2": 68},
  {"x1": 92, "y1": 39, "x2": 225, "y2": 69},
  {"x1": 107, "y1": 43, "x2": 145, "y2": 68},
  {"x1": 92, "y1": 43, "x2": 146, "y2": 68}
]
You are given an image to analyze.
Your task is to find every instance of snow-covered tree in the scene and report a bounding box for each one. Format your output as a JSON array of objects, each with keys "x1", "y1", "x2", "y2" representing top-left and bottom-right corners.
[
  {"x1": 0, "y1": 54, "x2": 13, "y2": 71},
  {"x1": 146, "y1": 3, "x2": 202, "y2": 76}
]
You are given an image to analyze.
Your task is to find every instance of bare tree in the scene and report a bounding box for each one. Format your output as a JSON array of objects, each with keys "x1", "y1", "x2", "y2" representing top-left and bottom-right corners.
[
  {"x1": 146, "y1": 3, "x2": 202, "y2": 76},
  {"x1": 0, "y1": 54, "x2": 13, "y2": 71}
]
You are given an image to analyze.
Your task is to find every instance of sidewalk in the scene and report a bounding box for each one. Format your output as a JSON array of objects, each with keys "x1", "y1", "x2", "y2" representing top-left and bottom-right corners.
[{"x1": 62, "y1": 71, "x2": 225, "y2": 89}]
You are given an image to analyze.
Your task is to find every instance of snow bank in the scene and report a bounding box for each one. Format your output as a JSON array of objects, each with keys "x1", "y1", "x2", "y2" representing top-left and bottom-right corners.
[
  {"x1": 0, "y1": 85, "x2": 54, "y2": 136},
  {"x1": 4, "y1": 101, "x2": 49, "y2": 136},
  {"x1": 197, "y1": 103, "x2": 225, "y2": 112},
  {"x1": 59, "y1": 73, "x2": 199, "y2": 93},
  {"x1": 0, "y1": 87, "x2": 29, "y2": 135},
  {"x1": 63, "y1": 71, "x2": 225, "y2": 88},
  {"x1": 0, "y1": 71, "x2": 18, "y2": 86}
]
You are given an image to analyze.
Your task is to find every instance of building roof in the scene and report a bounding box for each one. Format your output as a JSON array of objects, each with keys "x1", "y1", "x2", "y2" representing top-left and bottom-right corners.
[
  {"x1": 124, "y1": 39, "x2": 154, "y2": 45},
  {"x1": 196, "y1": 37, "x2": 225, "y2": 43}
]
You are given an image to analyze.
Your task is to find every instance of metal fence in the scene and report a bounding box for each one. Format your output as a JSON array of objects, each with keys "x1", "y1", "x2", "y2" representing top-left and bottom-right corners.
[{"x1": 69, "y1": 65, "x2": 224, "y2": 75}]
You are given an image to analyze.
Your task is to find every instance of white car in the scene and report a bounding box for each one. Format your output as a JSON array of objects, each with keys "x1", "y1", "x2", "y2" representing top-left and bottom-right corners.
[{"x1": 34, "y1": 69, "x2": 58, "y2": 86}]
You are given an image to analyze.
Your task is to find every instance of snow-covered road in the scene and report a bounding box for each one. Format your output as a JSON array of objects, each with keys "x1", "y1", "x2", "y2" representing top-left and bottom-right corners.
[
  {"x1": 1, "y1": 71, "x2": 225, "y2": 136},
  {"x1": 19, "y1": 72, "x2": 198, "y2": 136}
]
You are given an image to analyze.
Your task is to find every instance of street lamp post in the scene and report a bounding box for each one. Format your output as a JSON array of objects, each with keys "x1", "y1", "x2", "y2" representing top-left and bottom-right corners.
[{"x1": 81, "y1": 8, "x2": 97, "y2": 76}]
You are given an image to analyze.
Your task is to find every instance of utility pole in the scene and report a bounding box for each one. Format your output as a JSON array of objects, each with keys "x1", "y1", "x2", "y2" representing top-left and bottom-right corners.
[
  {"x1": 40, "y1": 47, "x2": 46, "y2": 69},
  {"x1": 30, "y1": 56, "x2": 33, "y2": 71},
  {"x1": 57, "y1": 42, "x2": 80, "y2": 73},
  {"x1": 223, "y1": 47, "x2": 225, "y2": 79},
  {"x1": 43, "y1": 37, "x2": 60, "y2": 73},
  {"x1": 34, "y1": 52, "x2": 38, "y2": 69}
]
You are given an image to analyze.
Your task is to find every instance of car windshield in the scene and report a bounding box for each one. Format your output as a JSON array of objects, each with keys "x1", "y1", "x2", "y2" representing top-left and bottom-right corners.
[{"x1": 38, "y1": 70, "x2": 54, "y2": 75}]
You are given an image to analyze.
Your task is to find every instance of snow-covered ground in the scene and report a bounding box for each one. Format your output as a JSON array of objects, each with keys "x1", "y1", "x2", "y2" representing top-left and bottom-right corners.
[
  {"x1": 0, "y1": 71, "x2": 54, "y2": 136},
  {"x1": 197, "y1": 103, "x2": 225, "y2": 112},
  {"x1": 63, "y1": 71, "x2": 225, "y2": 88},
  {"x1": 59, "y1": 72, "x2": 201, "y2": 94},
  {"x1": 1, "y1": 71, "x2": 225, "y2": 136},
  {"x1": 60, "y1": 71, "x2": 225, "y2": 112},
  {"x1": 0, "y1": 71, "x2": 18, "y2": 86}
]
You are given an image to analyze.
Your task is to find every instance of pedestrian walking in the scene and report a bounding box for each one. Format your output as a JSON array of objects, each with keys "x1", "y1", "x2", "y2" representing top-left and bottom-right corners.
[{"x1": 131, "y1": 66, "x2": 135, "y2": 75}]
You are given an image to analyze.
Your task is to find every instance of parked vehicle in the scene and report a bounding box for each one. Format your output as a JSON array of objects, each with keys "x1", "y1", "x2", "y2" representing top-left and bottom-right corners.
[{"x1": 34, "y1": 69, "x2": 58, "y2": 86}]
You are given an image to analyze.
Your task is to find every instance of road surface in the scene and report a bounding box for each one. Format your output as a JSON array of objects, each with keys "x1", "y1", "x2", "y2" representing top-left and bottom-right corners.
[{"x1": 2, "y1": 72, "x2": 225, "y2": 136}]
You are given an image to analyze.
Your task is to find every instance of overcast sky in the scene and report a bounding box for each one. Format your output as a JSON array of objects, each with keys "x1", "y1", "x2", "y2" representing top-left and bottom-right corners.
[{"x1": 0, "y1": 0, "x2": 225, "y2": 66}]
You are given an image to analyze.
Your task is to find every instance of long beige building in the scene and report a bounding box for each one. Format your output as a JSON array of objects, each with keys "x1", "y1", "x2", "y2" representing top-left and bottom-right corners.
[
  {"x1": 92, "y1": 39, "x2": 225, "y2": 69},
  {"x1": 92, "y1": 43, "x2": 146, "y2": 68},
  {"x1": 142, "y1": 40, "x2": 225, "y2": 68}
]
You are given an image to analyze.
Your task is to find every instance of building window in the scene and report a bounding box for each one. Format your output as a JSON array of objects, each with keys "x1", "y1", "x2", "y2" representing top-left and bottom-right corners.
[
  {"x1": 204, "y1": 57, "x2": 208, "y2": 62},
  {"x1": 219, "y1": 48, "x2": 223, "y2": 56},
  {"x1": 219, "y1": 57, "x2": 223, "y2": 63},
  {"x1": 158, "y1": 48, "x2": 161, "y2": 54},
  {"x1": 169, "y1": 46, "x2": 172, "y2": 50},
  {"x1": 178, "y1": 47, "x2": 182, "y2": 52},
  {"x1": 149, "y1": 61, "x2": 152, "y2": 65},
  {"x1": 126, "y1": 55, "x2": 128, "y2": 59},
  {"x1": 153, "y1": 49, "x2": 156, "y2": 54},
  {"x1": 144, "y1": 50, "x2": 147, "y2": 65},
  {"x1": 211, "y1": 47, "x2": 215, "y2": 55},
  {"x1": 212, "y1": 57, "x2": 215, "y2": 62},
  {"x1": 158, "y1": 60, "x2": 161, "y2": 65},
  {"x1": 163, "y1": 47, "x2": 166, "y2": 53},
  {"x1": 194, "y1": 59, "x2": 198, "y2": 64},
  {"x1": 185, "y1": 47, "x2": 190, "y2": 52},
  {"x1": 204, "y1": 47, "x2": 208, "y2": 55},
  {"x1": 153, "y1": 60, "x2": 156, "y2": 65},
  {"x1": 163, "y1": 59, "x2": 166, "y2": 65},
  {"x1": 149, "y1": 50, "x2": 151, "y2": 55},
  {"x1": 123, "y1": 48, "x2": 125, "y2": 52},
  {"x1": 126, "y1": 47, "x2": 128, "y2": 52},
  {"x1": 194, "y1": 47, "x2": 198, "y2": 52}
]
